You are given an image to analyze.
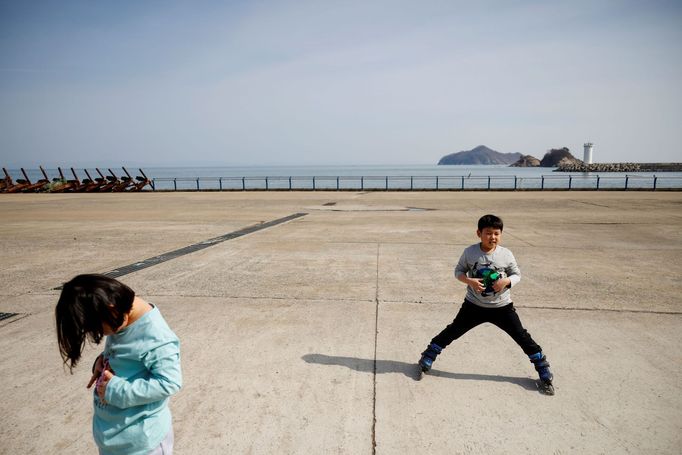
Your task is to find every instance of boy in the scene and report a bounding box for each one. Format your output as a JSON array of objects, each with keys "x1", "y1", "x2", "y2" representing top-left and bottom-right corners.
[{"x1": 418, "y1": 214, "x2": 554, "y2": 395}]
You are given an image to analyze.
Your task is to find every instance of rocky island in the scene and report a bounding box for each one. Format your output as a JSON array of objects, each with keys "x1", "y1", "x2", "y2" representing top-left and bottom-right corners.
[
  {"x1": 509, "y1": 155, "x2": 540, "y2": 167},
  {"x1": 439, "y1": 146, "x2": 682, "y2": 172},
  {"x1": 509, "y1": 147, "x2": 583, "y2": 168},
  {"x1": 438, "y1": 145, "x2": 521, "y2": 165}
]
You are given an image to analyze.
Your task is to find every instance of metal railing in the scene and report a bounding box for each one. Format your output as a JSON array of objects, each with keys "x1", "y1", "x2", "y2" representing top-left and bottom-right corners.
[{"x1": 148, "y1": 174, "x2": 682, "y2": 192}]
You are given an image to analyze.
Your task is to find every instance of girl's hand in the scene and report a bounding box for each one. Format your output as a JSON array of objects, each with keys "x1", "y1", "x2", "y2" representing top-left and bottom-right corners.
[
  {"x1": 96, "y1": 370, "x2": 114, "y2": 403},
  {"x1": 87, "y1": 355, "x2": 104, "y2": 389}
]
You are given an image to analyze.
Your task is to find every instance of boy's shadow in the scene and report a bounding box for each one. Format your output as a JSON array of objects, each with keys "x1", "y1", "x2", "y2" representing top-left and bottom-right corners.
[{"x1": 301, "y1": 353, "x2": 537, "y2": 391}]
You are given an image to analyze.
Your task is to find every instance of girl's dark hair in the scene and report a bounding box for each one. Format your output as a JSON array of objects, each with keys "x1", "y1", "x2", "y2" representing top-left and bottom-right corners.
[
  {"x1": 478, "y1": 214, "x2": 504, "y2": 231},
  {"x1": 55, "y1": 274, "x2": 134, "y2": 372}
]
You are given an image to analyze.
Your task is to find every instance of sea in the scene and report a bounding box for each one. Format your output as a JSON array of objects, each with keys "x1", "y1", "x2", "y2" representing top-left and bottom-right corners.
[{"x1": 7, "y1": 164, "x2": 682, "y2": 191}]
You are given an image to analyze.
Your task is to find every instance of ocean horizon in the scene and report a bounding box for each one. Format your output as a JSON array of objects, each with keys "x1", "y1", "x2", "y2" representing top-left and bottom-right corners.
[
  {"x1": 6, "y1": 164, "x2": 682, "y2": 191},
  {"x1": 9, "y1": 163, "x2": 682, "y2": 178}
]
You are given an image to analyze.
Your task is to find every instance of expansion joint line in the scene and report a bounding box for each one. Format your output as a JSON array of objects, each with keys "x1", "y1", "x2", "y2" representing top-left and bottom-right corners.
[
  {"x1": 102, "y1": 212, "x2": 308, "y2": 279},
  {"x1": 52, "y1": 212, "x2": 308, "y2": 289},
  {"x1": 371, "y1": 243, "x2": 380, "y2": 454}
]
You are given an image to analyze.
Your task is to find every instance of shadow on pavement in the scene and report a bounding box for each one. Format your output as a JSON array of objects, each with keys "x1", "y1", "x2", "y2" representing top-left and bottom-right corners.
[{"x1": 302, "y1": 353, "x2": 537, "y2": 390}]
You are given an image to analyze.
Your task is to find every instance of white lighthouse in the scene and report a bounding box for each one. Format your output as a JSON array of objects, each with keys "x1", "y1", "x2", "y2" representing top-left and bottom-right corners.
[{"x1": 583, "y1": 142, "x2": 594, "y2": 164}]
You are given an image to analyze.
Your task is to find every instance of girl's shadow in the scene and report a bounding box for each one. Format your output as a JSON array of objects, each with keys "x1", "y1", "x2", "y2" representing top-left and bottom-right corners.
[{"x1": 301, "y1": 353, "x2": 537, "y2": 391}]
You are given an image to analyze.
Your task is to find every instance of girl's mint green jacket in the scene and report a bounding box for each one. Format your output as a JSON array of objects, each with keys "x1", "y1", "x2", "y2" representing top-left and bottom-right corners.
[{"x1": 94, "y1": 305, "x2": 182, "y2": 455}]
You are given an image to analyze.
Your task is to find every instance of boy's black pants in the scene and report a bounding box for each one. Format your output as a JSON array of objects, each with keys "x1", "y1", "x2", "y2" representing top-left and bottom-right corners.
[{"x1": 431, "y1": 300, "x2": 542, "y2": 356}]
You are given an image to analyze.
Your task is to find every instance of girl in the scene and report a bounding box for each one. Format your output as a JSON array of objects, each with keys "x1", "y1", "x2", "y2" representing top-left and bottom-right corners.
[{"x1": 56, "y1": 274, "x2": 182, "y2": 455}]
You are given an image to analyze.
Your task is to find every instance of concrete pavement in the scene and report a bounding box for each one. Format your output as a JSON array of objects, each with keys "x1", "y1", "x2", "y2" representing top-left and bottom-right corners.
[{"x1": 0, "y1": 191, "x2": 680, "y2": 454}]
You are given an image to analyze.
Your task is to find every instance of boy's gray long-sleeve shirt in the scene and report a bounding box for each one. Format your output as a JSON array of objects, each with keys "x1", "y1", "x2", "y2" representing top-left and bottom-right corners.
[{"x1": 454, "y1": 243, "x2": 521, "y2": 308}]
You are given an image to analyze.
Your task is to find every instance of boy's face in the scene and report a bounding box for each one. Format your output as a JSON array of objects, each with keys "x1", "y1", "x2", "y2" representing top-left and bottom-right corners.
[{"x1": 477, "y1": 227, "x2": 502, "y2": 251}]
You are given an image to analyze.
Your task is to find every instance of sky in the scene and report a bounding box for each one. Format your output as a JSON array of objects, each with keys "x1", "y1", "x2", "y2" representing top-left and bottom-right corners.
[{"x1": 1, "y1": 0, "x2": 681, "y2": 167}]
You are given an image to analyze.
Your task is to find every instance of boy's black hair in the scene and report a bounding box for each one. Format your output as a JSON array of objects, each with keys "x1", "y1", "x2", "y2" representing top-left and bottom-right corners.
[
  {"x1": 55, "y1": 274, "x2": 135, "y2": 373},
  {"x1": 478, "y1": 214, "x2": 504, "y2": 231}
]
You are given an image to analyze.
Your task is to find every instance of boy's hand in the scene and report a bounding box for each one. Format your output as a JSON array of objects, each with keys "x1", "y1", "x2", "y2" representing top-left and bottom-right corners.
[
  {"x1": 492, "y1": 277, "x2": 511, "y2": 293},
  {"x1": 467, "y1": 277, "x2": 485, "y2": 293},
  {"x1": 96, "y1": 370, "x2": 115, "y2": 403}
]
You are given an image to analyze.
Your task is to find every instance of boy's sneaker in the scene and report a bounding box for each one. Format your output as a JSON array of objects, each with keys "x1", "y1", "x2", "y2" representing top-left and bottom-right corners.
[{"x1": 418, "y1": 343, "x2": 443, "y2": 372}]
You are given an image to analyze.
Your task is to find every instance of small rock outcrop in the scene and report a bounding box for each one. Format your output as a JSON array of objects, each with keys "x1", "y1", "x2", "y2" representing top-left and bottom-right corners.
[
  {"x1": 540, "y1": 147, "x2": 583, "y2": 167},
  {"x1": 509, "y1": 155, "x2": 541, "y2": 167}
]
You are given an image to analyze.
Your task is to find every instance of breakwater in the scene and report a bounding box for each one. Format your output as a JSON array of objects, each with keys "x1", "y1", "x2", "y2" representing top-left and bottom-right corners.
[{"x1": 556, "y1": 162, "x2": 682, "y2": 172}]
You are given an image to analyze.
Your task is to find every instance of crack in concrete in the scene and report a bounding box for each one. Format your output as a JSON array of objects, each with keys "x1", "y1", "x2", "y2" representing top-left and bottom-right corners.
[
  {"x1": 501, "y1": 231, "x2": 535, "y2": 247},
  {"x1": 571, "y1": 200, "x2": 612, "y2": 208},
  {"x1": 372, "y1": 243, "x2": 380, "y2": 454},
  {"x1": 513, "y1": 305, "x2": 682, "y2": 315},
  {"x1": 382, "y1": 300, "x2": 682, "y2": 315}
]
